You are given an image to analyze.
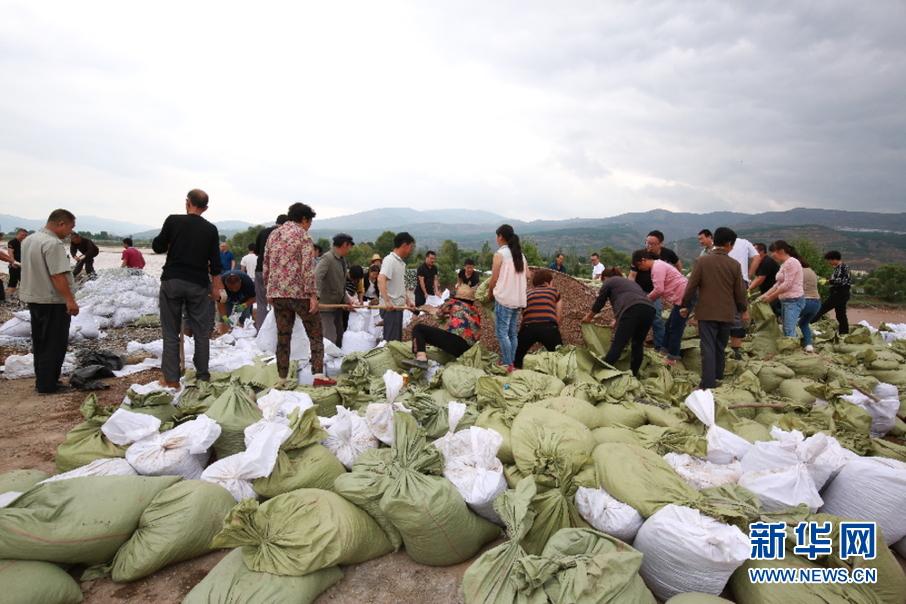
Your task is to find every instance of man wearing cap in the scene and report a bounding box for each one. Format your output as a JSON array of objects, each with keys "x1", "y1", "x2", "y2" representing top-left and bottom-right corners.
[
  {"x1": 403, "y1": 284, "x2": 482, "y2": 369},
  {"x1": 152, "y1": 189, "x2": 224, "y2": 387},
  {"x1": 315, "y1": 233, "x2": 356, "y2": 346}
]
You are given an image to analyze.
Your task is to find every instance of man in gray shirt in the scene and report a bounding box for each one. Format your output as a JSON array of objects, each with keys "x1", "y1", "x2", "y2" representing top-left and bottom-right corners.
[
  {"x1": 315, "y1": 233, "x2": 355, "y2": 346},
  {"x1": 19, "y1": 209, "x2": 80, "y2": 394}
]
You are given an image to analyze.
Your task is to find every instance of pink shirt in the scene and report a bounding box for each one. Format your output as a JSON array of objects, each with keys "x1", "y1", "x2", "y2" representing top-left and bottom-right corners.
[
  {"x1": 648, "y1": 259, "x2": 688, "y2": 306},
  {"x1": 769, "y1": 256, "x2": 804, "y2": 300},
  {"x1": 493, "y1": 245, "x2": 527, "y2": 309}
]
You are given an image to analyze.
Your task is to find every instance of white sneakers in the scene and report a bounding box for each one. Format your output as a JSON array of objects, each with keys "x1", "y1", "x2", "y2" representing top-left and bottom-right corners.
[{"x1": 804, "y1": 345, "x2": 815, "y2": 353}]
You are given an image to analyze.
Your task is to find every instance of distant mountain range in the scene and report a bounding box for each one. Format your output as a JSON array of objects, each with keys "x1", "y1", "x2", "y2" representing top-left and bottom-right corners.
[{"x1": 5, "y1": 207, "x2": 905, "y2": 270}]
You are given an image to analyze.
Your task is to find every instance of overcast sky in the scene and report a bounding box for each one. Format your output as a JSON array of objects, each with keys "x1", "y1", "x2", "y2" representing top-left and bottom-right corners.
[{"x1": 1, "y1": 0, "x2": 904, "y2": 227}]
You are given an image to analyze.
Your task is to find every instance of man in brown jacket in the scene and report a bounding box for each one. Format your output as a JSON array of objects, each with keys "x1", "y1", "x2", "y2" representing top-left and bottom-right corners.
[{"x1": 681, "y1": 226, "x2": 749, "y2": 389}]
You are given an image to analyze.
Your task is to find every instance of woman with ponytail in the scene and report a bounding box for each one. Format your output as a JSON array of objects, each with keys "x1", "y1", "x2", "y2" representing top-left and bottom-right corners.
[
  {"x1": 757, "y1": 240, "x2": 805, "y2": 338},
  {"x1": 486, "y1": 224, "x2": 528, "y2": 370}
]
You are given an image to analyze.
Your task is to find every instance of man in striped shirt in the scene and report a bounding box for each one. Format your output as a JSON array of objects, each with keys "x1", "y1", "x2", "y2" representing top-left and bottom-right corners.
[{"x1": 513, "y1": 269, "x2": 563, "y2": 369}]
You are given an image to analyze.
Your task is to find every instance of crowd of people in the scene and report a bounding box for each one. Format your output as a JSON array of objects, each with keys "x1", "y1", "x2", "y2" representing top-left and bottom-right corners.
[{"x1": 3, "y1": 192, "x2": 855, "y2": 395}]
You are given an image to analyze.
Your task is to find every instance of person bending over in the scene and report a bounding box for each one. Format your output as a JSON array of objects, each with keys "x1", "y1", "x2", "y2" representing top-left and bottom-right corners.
[{"x1": 514, "y1": 269, "x2": 563, "y2": 369}]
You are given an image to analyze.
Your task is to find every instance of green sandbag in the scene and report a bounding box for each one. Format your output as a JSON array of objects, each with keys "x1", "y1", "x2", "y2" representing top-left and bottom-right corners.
[
  {"x1": 442, "y1": 364, "x2": 488, "y2": 399},
  {"x1": 378, "y1": 414, "x2": 500, "y2": 565},
  {"x1": 640, "y1": 404, "x2": 694, "y2": 431},
  {"x1": 55, "y1": 395, "x2": 125, "y2": 472},
  {"x1": 867, "y1": 367, "x2": 906, "y2": 387},
  {"x1": 667, "y1": 593, "x2": 733, "y2": 604},
  {"x1": 728, "y1": 419, "x2": 772, "y2": 443},
  {"x1": 360, "y1": 345, "x2": 400, "y2": 376},
  {"x1": 0, "y1": 559, "x2": 83, "y2": 604},
  {"x1": 182, "y1": 548, "x2": 342, "y2": 604},
  {"x1": 511, "y1": 406, "x2": 595, "y2": 479},
  {"x1": 400, "y1": 388, "x2": 469, "y2": 439},
  {"x1": 111, "y1": 480, "x2": 235, "y2": 582},
  {"x1": 522, "y1": 348, "x2": 578, "y2": 383},
  {"x1": 477, "y1": 370, "x2": 566, "y2": 409},
  {"x1": 295, "y1": 385, "x2": 344, "y2": 417},
  {"x1": 252, "y1": 409, "x2": 345, "y2": 498},
  {"x1": 0, "y1": 475, "x2": 180, "y2": 565},
  {"x1": 204, "y1": 379, "x2": 262, "y2": 458},
  {"x1": 476, "y1": 407, "x2": 515, "y2": 464},
  {"x1": 332, "y1": 448, "x2": 402, "y2": 550},
  {"x1": 591, "y1": 426, "x2": 641, "y2": 445},
  {"x1": 596, "y1": 402, "x2": 647, "y2": 428},
  {"x1": 633, "y1": 425, "x2": 707, "y2": 457},
  {"x1": 520, "y1": 528, "x2": 656, "y2": 604},
  {"x1": 0, "y1": 469, "x2": 50, "y2": 494},
  {"x1": 522, "y1": 477, "x2": 588, "y2": 555},
  {"x1": 779, "y1": 352, "x2": 829, "y2": 381},
  {"x1": 533, "y1": 396, "x2": 603, "y2": 429},
  {"x1": 750, "y1": 361, "x2": 795, "y2": 393},
  {"x1": 777, "y1": 378, "x2": 817, "y2": 404},
  {"x1": 212, "y1": 488, "x2": 393, "y2": 576},
  {"x1": 593, "y1": 443, "x2": 699, "y2": 518},
  {"x1": 123, "y1": 386, "x2": 177, "y2": 422},
  {"x1": 462, "y1": 477, "x2": 541, "y2": 604}
]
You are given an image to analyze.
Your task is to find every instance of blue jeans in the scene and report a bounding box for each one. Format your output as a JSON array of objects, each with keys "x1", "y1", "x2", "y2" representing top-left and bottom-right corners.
[
  {"x1": 799, "y1": 298, "x2": 821, "y2": 346},
  {"x1": 781, "y1": 297, "x2": 805, "y2": 337},
  {"x1": 652, "y1": 298, "x2": 665, "y2": 350},
  {"x1": 664, "y1": 305, "x2": 689, "y2": 360},
  {"x1": 495, "y1": 302, "x2": 520, "y2": 366}
]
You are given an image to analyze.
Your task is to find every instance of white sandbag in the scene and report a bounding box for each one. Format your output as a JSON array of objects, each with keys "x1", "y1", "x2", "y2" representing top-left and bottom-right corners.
[
  {"x1": 0, "y1": 317, "x2": 32, "y2": 338},
  {"x1": 575, "y1": 486, "x2": 645, "y2": 542},
  {"x1": 255, "y1": 311, "x2": 310, "y2": 361},
  {"x1": 433, "y1": 406, "x2": 506, "y2": 523},
  {"x1": 383, "y1": 369, "x2": 404, "y2": 403},
  {"x1": 768, "y1": 427, "x2": 854, "y2": 489},
  {"x1": 634, "y1": 504, "x2": 749, "y2": 601},
  {"x1": 101, "y1": 408, "x2": 162, "y2": 446},
  {"x1": 3, "y1": 353, "x2": 76, "y2": 379},
  {"x1": 820, "y1": 456, "x2": 906, "y2": 544},
  {"x1": 663, "y1": 453, "x2": 742, "y2": 490},
  {"x1": 201, "y1": 420, "x2": 290, "y2": 501},
  {"x1": 365, "y1": 401, "x2": 412, "y2": 446},
  {"x1": 347, "y1": 309, "x2": 373, "y2": 333},
  {"x1": 325, "y1": 357, "x2": 343, "y2": 377},
  {"x1": 424, "y1": 294, "x2": 445, "y2": 307},
  {"x1": 740, "y1": 441, "x2": 799, "y2": 474},
  {"x1": 39, "y1": 458, "x2": 137, "y2": 483},
  {"x1": 840, "y1": 385, "x2": 900, "y2": 437},
  {"x1": 69, "y1": 310, "x2": 101, "y2": 340},
  {"x1": 739, "y1": 464, "x2": 823, "y2": 512},
  {"x1": 321, "y1": 406, "x2": 379, "y2": 469},
  {"x1": 323, "y1": 338, "x2": 343, "y2": 359},
  {"x1": 126, "y1": 415, "x2": 221, "y2": 479},
  {"x1": 341, "y1": 331, "x2": 378, "y2": 355},
  {"x1": 684, "y1": 389, "x2": 752, "y2": 464},
  {"x1": 255, "y1": 389, "x2": 314, "y2": 422}
]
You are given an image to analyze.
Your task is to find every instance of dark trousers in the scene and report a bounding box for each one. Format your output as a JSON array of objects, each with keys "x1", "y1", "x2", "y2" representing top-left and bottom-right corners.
[
  {"x1": 8, "y1": 266, "x2": 21, "y2": 289},
  {"x1": 383, "y1": 310, "x2": 404, "y2": 341},
  {"x1": 272, "y1": 298, "x2": 324, "y2": 376},
  {"x1": 254, "y1": 271, "x2": 268, "y2": 331},
  {"x1": 321, "y1": 310, "x2": 345, "y2": 347},
  {"x1": 606, "y1": 303, "x2": 656, "y2": 376},
  {"x1": 160, "y1": 279, "x2": 212, "y2": 383},
  {"x1": 412, "y1": 324, "x2": 471, "y2": 358},
  {"x1": 514, "y1": 322, "x2": 563, "y2": 369},
  {"x1": 664, "y1": 305, "x2": 689, "y2": 360},
  {"x1": 814, "y1": 287, "x2": 850, "y2": 334},
  {"x1": 699, "y1": 320, "x2": 731, "y2": 389},
  {"x1": 73, "y1": 256, "x2": 96, "y2": 276},
  {"x1": 28, "y1": 303, "x2": 71, "y2": 392}
]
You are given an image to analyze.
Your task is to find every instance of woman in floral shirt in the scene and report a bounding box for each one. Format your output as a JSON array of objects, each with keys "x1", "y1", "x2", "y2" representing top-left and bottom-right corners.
[{"x1": 402, "y1": 285, "x2": 481, "y2": 369}]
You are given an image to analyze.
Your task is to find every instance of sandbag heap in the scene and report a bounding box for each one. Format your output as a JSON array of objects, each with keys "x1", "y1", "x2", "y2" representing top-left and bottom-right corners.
[{"x1": 1, "y1": 304, "x2": 906, "y2": 603}]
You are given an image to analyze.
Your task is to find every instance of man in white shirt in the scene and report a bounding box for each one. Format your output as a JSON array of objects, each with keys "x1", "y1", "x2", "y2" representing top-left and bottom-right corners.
[
  {"x1": 378, "y1": 232, "x2": 416, "y2": 341},
  {"x1": 240, "y1": 243, "x2": 257, "y2": 275},
  {"x1": 727, "y1": 235, "x2": 762, "y2": 358},
  {"x1": 590, "y1": 253, "x2": 606, "y2": 281}
]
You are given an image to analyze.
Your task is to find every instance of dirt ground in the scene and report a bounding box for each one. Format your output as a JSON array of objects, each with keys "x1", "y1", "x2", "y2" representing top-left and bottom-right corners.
[{"x1": 2, "y1": 303, "x2": 905, "y2": 602}]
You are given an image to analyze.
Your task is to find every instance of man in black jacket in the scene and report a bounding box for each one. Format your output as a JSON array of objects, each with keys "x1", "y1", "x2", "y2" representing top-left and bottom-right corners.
[
  {"x1": 152, "y1": 189, "x2": 223, "y2": 387},
  {"x1": 70, "y1": 233, "x2": 99, "y2": 277},
  {"x1": 253, "y1": 214, "x2": 288, "y2": 331}
]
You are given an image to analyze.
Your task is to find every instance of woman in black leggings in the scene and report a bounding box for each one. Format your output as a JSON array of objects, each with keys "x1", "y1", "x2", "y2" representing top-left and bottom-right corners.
[
  {"x1": 582, "y1": 268, "x2": 656, "y2": 376},
  {"x1": 402, "y1": 285, "x2": 482, "y2": 369}
]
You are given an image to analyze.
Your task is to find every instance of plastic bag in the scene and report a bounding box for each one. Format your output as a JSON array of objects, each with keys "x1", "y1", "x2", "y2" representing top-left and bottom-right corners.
[
  {"x1": 685, "y1": 390, "x2": 752, "y2": 464},
  {"x1": 126, "y1": 415, "x2": 221, "y2": 479},
  {"x1": 633, "y1": 504, "x2": 749, "y2": 601},
  {"x1": 322, "y1": 406, "x2": 379, "y2": 469},
  {"x1": 574, "y1": 486, "x2": 644, "y2": 543},
  {"x1": 101, "y1": 408, "x2": 162, "y2": 446}
]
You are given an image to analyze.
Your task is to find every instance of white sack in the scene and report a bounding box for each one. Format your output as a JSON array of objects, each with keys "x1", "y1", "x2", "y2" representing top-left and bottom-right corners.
[
  {"x1": 0, "y1": 317, "x2": 32, "y2": 338},
  {"x1": 684, "y1": 389, "x2": 752, "y2": 464},
  {"x1": 101, "y1": 408, "x2": 162, "y2": 446},
  {"x1": 634, "y1": 504, "x2": 750, "y2": 601},
  {"x1": 820, "y1": 456, "x2": 906, "y2": 544},
  {"x1": 321, "y1": 406, "x2": 379, "y2": 469},
  {"x1": 365, "y1": 401, "x2": 412, "y2": 446},
  {"x1": 739, "y1": 464, "x2": 823, "y2": 512},
  {"x1": 663, "y1": 453, "x2": 742, "y2": 490},
  {"x1": 40, "y1": 458, "x2": 137, "y2": 483},
  {"x1": 323, "y1": 337, "x2": 343, "y2": 359},
  {"x1": 3, "y1": 353, "x2": 76, "y2": 379},
  {"x1": 575, "y1": 486, "x2": 644, "y2": 543},
  {"x1": 347, "y1": 309, "x2": 373, "y2": 333},
  {"x1": 255, "y1": 311, "x2": 310, "y2": 361},
  {"x1": 840, "y1": 386, "x2": 900, "y2": 437},
  {"x1": 0, "y1": 491, "x2": 23, "y2": 508},
  {"x1": 341, "y1": 331, "x2": 378, "y2": 355},
  {"x1": 255, "y1": 388, "x2": 314, "y2": 422},
  {"x1": 383, "y1": 370, "x2": 404, "y2": 403},
  {"x1": 768, "y1": 427, "x2": 854, "y2": 489},
  {"x1": 202, "y1": 420, "x2": 290, "y2": 502},
  {"x1": 126, "y1": 414, "x2": 221, "y2": 479}
]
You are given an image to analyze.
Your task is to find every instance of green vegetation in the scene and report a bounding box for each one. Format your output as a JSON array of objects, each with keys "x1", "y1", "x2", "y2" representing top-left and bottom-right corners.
[{"x1": 861, "y1": 264, "x2": 906, "y2": 303}]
